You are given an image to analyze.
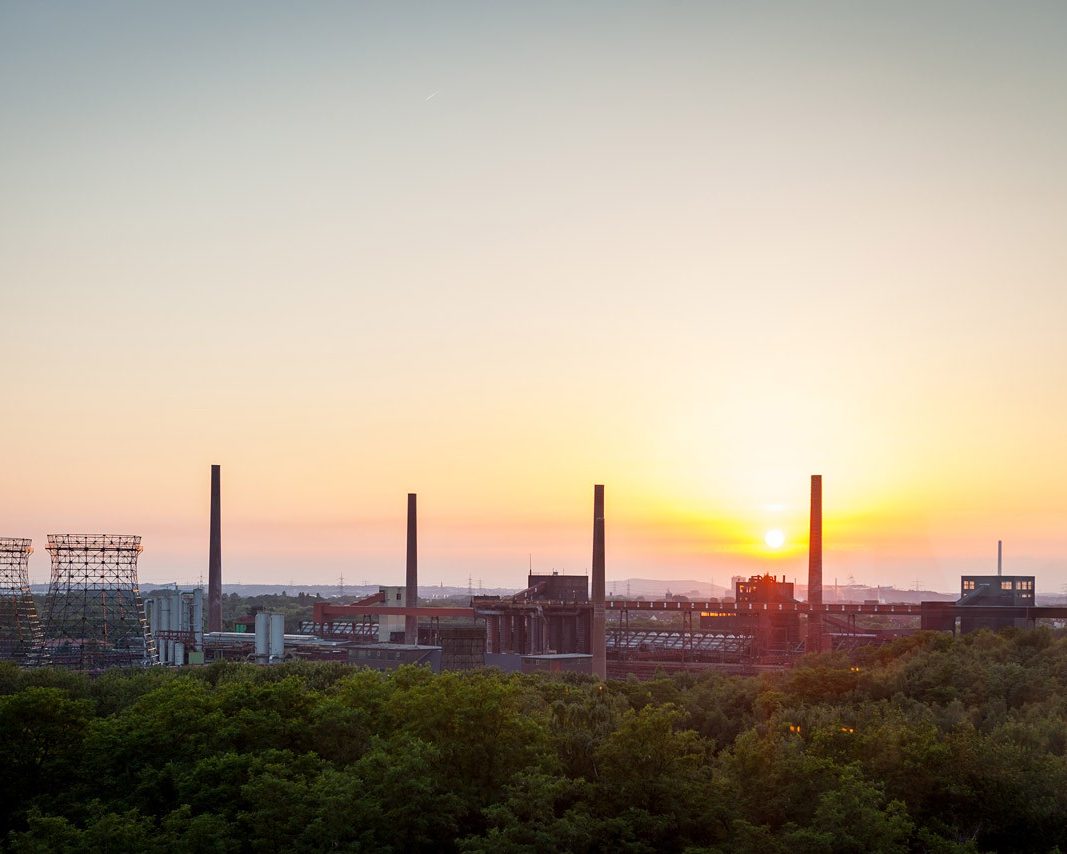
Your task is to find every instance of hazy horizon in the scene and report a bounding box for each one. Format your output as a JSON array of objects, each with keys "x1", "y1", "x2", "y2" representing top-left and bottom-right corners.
[{"x1": 4, "y1": 3, "x2": 1066, "y2": 592}]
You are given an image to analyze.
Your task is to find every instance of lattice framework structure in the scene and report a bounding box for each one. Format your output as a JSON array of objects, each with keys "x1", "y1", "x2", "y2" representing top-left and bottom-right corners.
[
  {"x1": 0, "y1": 538, "x2": 46, "y2": 664},
  {"x1": 42, "y1": 534, "x2": 157, "y2": 669}
]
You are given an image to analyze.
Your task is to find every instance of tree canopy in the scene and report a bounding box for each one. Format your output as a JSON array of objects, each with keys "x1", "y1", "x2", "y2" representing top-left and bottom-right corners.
[{"x1": 2, "y1": 627, "x2": 1067, "y2": 852}]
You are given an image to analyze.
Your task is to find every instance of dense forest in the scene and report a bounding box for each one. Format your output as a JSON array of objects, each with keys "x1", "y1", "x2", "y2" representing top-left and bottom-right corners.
[{"x1": 2, "y1": 628, "x2": 1066, "y2": 853}]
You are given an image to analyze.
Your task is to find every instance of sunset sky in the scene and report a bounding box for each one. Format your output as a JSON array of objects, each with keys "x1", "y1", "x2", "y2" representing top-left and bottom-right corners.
[{"x1": 2, "y1": 3, "x2": 1066, "y2": 592}]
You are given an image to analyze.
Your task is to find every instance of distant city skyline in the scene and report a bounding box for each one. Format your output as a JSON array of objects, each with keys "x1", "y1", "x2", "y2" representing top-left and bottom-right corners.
[{"x1": 3, "y1": 3, "x2": 1066, "y2": 592}]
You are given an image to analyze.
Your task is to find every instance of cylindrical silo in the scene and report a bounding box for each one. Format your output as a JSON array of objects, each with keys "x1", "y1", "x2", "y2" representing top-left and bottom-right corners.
[
  {"x1": 269, "y1": 613, "x2": 285, "y2": 663},
  {"x1": 254, "y1": 611, "x2": 269, "y2": 663}
]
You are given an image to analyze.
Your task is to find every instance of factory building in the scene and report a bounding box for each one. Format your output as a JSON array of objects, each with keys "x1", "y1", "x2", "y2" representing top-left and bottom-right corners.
[
  {"x1": 922, "y1": 542, "x2": 1040, "y2": 634},
  {"x1": 348, "y1": 643, "x2": 442, "y2": 672},
  {"x1": 957, "y1": 574, "x2": 1036, "y2": 633},
  {"x1": 736, "y1": 574, "x2": 795, "y2": 605},
  {"x1": 700, "y1": 574, "x2": 802, "y2": 658},
  {"x1": 19, "y1": 470, "x2": 1067, "y2": 677},
  {"x1": 524, "y1": 573, "x2": 589, "y2": 603},
  {"x1": 959, "y1": 575, "x2": 1035, "y2": 605}
]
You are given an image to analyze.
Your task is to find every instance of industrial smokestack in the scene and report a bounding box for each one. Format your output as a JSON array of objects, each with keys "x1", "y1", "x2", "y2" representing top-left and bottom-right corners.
[
  {"x1": 591, "y1": 484, "x2": 607, "y2": 679},
  {"x1": 807, "y1": 474, "x2": 823, "y2": 605},
  {"x1": 404, "y1": 493, "x2": 418, "y2": 644},
  {"x1": 208, "y1": 464, "x2": 222, "y2": 633},
  {"x1": 806, "y1": 474, "x2": 823, "y2": 653},
  {"x1": 997, "y1": 540, "x2": 1003, "y2": 576}
]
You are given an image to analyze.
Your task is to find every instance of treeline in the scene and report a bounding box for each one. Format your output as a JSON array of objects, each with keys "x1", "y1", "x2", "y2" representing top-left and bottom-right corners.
[
  {"x1": 216, "y1": 591, "x2": 321, "y2": 632},
  {"x1": 2, "y1": 628, "x2": 1066, "y2": 852}
]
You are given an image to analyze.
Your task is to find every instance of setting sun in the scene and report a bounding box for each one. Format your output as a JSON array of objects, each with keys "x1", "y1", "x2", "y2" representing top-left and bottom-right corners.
[{"x1": 764, "y1": 529, "x2": 786, "y2": 549}]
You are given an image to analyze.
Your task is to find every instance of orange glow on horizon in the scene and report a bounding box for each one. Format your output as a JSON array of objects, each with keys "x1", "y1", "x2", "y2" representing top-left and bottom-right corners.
[{"x1": 3, "y1": 4, "x2": 1066, "y2": 592}]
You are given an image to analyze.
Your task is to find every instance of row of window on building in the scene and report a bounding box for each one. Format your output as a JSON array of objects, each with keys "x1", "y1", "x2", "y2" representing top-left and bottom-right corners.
[{"x1": 962, "y1": 578, "x2": 1033, "y2": 592}]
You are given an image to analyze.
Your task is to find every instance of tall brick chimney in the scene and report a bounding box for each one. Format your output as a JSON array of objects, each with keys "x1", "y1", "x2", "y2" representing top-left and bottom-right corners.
[
  {"x1": 208, "y1": 464, "x2": 222, "y2": 633},
  {"x1": 591, "y1": 484, "x2": 607, "y2": 679},
  {"x1": 806, "y1": 474, "x2": 823, "y2": 652},
  {"x1": 404, "y1": 493, "x2": 418, "y2": 644}
]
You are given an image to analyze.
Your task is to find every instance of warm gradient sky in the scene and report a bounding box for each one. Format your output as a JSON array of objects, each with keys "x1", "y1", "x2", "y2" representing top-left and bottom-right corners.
[{"x1": 2, "y1": 3, "x2": 1066, "y2": 592}]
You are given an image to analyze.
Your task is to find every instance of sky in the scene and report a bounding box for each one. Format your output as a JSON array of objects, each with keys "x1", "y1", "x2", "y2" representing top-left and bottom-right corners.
[{"x1": 2, "y1": 2, "x2": 1066, "y2": 592}]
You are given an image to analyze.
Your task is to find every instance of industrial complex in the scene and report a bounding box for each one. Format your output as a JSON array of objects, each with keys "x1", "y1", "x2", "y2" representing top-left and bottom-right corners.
[{"x1": 1, "y1": 469, "x2": 1065, "y2": 676}]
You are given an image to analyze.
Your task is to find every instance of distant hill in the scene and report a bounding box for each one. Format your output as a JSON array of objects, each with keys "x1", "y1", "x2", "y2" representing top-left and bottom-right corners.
[
  {"x1": 801, "y1": 584, "x2": 956, "y2": 604},
  {"x1": 606, "y1": 578, "x2": 955, "y2": 603},
  {"x1": 126, "y1": 582, "x2": 518, "y2": 599},
  {"x1": 30, "y1": 578, "x2": 958, "y2": 603},
  {"x1": 608, "y1": 579, "x2": 731, "y2": 599}
]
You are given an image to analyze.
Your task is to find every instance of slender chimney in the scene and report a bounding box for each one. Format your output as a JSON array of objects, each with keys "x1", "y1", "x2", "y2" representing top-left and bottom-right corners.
[
  {"x1": 806, "y1": 474, "x2": 823, "y2": 652},
  {"x1": 208, "y1": 464, "x2": 222, "y2": 633},
  {"x1": 807, "y1": 474, "x2": 823, "y2": 604},
  {"x1": 997, "y1": 540, "x2": 1002, "y2": 576},
  {"x1": 404, "y1": 493, "x2": 418, "y2": 644},
  {"x1": 591, "y1": 484, "x2": 607, "y2": 679}
]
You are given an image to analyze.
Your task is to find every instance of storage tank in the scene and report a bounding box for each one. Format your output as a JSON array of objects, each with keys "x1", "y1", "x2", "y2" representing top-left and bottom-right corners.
[
  {"x1": 254, "y1": 612, "x2": 269, "y2": 664},
  {"x1": 159, "y1": 593, "x2": 172, "y2": 665},
  {"x1": 269, "y1": 613, "x2": 285, "y2": 663}
]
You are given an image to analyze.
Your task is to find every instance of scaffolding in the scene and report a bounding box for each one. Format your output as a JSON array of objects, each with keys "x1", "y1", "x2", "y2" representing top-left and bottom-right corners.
[
  {"x1": 41, "y1": 534, "x2": 157, "y2": 669},
  {"x1": 0, "y1": 538, "x2": 47, "y2": 665}
]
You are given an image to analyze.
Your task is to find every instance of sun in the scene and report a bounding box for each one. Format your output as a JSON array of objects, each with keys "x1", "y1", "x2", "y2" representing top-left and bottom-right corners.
[{"x1": 764, "y1": 528, "x2": 786, "y2": 549}]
